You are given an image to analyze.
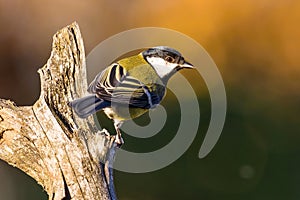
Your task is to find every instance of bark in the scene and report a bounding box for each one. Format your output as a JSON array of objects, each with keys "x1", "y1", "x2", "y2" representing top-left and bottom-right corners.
[{"x1": 0, "y1": 22, "x2": 118, "y2": 200}]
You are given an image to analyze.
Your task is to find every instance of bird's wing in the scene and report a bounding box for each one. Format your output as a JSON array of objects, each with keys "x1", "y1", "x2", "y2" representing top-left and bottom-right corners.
[{"x1": 88, "y1": 63, "x2": 164, "y2": 108}]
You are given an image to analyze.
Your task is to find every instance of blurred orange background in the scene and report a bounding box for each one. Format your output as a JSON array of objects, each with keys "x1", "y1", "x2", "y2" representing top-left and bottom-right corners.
[{"x1": 0, "y1": 0, "x2": 299, "y2": 199}]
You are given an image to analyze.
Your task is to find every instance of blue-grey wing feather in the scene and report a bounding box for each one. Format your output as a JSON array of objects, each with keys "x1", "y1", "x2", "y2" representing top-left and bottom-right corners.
[{"x1": 88, "y1": 63, "x2": 164, "y2": 108}]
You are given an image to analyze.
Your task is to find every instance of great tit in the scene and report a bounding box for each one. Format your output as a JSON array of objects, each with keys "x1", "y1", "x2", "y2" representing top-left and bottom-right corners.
[{"x1": 69, "y1": 46, "x2": 194, "y2": 144}]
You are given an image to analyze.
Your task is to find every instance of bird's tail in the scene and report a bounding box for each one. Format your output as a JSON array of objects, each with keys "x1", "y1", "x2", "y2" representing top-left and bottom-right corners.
[{"x1": 68, "y1": 95, "x2": 110, "y2": 118}]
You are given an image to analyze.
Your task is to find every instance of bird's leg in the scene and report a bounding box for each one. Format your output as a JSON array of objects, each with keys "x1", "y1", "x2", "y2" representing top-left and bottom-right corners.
[
  {"x1": 114, "y1": 121, "x2": 124, "y2": 146},
  {"x1": 115, "y1": 128, "x2": 124, "y2": 146}
]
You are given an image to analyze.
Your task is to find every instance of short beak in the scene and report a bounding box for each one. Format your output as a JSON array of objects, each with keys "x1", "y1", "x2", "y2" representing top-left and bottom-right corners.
[{"x1": 181, "y1": 61, "x2": 194, "y2": 69}]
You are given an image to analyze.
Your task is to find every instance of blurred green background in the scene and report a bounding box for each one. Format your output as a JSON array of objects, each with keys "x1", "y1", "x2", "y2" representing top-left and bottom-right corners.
[{"x1": 0, "y1": 0, "x2": 299, "y2": 199}]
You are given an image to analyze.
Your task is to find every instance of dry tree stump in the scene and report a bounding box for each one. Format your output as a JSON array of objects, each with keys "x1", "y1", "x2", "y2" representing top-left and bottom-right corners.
[{"x1": 0, "y1": 22, "x2": 118, "y2": 200}]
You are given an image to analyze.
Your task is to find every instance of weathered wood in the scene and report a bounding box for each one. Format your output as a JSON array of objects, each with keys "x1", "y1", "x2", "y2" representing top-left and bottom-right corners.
[{"x1": 0, "y1": 22, "x2": 118, "y2": 200}]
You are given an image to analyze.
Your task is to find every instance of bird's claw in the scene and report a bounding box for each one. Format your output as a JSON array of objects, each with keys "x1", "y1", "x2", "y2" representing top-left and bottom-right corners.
[{"x1": 101, "y1": 128, "x2": 110, "y2": 136}]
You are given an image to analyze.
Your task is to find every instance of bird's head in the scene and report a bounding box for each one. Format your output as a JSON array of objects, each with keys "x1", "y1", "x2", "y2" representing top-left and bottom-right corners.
[{"x1": 142, "y1": 46, "x2": 194, "y2": 82}]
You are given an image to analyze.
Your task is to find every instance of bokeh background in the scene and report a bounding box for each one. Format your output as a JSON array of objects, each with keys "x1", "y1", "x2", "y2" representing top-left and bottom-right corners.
[{"x1": 0, "y1": 0, "x2": 299, "y2": 199}]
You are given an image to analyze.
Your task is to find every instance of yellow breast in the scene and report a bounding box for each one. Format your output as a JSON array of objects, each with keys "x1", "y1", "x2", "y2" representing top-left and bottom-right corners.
[{"x1": 103, "y1": 106, "x2": 148, "y2": 121}]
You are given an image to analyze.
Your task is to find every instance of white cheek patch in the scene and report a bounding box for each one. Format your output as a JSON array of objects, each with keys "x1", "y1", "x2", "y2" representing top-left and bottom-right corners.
[{"x1": 146, "y1": 57, "x2": 177, "y2": 79}]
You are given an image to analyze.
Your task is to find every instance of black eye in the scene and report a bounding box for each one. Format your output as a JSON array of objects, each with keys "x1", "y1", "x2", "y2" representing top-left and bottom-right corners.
[{"x1": 165, "y1": 56, "x2": 175, "y2": 63}]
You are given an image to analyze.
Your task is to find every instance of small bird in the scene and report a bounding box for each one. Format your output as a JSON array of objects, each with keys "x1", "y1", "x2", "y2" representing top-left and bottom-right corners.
[{"x1": 69, "y1": 46, "x2": 193, "y2": 145}]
